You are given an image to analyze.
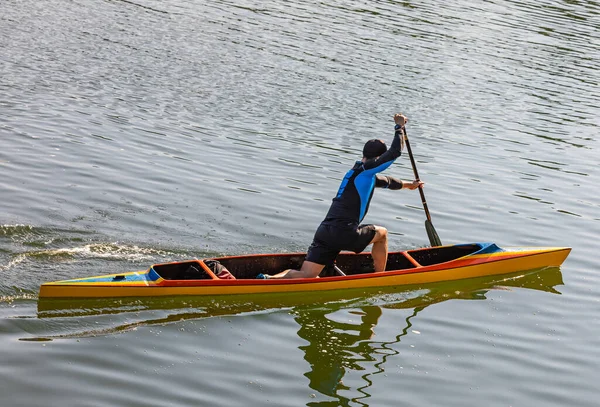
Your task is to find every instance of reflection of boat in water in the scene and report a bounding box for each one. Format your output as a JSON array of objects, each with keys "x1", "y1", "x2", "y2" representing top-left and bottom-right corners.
[{"x1": 38, "y1": 243, "x2": 570, "y2": 299}]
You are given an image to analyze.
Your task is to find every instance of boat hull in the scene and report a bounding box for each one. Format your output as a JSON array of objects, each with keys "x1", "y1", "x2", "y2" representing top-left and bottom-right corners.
[{"x1": 39, "y1": 243, "x2": 571, "y2": 299}]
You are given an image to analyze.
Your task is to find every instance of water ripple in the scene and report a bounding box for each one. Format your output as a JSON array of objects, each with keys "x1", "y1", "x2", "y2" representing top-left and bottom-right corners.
[{"x1": 1, "y1": 0, "x2": 599, "y2": 405}]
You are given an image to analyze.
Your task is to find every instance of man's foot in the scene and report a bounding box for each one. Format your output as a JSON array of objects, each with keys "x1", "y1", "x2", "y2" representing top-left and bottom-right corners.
[{"x1": 256, "y1": 273, "x2": 271, "y2": 279}]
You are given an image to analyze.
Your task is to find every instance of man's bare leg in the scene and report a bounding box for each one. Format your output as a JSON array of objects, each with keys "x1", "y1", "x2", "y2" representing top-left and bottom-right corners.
[
  {"x1": 370, "y1": 226, "x2": 388, "y2": 272},
  {"x1": 267, "y1": 260, "x2": 325, "y2": 279}
]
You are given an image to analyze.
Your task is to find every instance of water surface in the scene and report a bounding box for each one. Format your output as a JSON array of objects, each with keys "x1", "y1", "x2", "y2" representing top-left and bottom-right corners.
[{"x1": 1, "y1": 0, "x2": 599, "y2": 406}]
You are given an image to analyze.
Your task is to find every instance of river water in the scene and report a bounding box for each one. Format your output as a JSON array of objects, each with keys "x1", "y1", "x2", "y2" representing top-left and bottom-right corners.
[{"x1": 1, "y1": 0, "x2": 598, "y2": 406}]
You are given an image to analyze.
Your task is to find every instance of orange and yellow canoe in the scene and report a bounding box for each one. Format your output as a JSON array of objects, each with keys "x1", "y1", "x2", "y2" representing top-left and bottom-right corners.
[{"x1": 39, "y1": 243, "x2": 570, "y2": 299}]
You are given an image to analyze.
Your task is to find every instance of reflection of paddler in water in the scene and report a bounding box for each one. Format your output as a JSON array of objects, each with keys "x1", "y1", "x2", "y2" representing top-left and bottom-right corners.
[
  {"x1": 294, "y1": 304, "x2": 383, "y2": 403},
  {"x1": 293, "y1": 267, "x2": 564, "y2": 406},
  {"x1": 295, "y1": 304, "x2": 423, "y2": 407}
]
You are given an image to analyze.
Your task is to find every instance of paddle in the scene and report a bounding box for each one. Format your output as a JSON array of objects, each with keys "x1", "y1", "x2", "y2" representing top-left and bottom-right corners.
[{"x1": 402, "y1": 127, "x2": 443, "y2": 247}]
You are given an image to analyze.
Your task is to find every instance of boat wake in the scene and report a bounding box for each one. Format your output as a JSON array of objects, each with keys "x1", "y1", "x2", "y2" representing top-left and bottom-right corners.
[
  {"x1": 0, "y1": 223, "x2": 219, "y2": 295},
  {"x1": 24, "y1": 243, "x2": 177, "y2": 262}
]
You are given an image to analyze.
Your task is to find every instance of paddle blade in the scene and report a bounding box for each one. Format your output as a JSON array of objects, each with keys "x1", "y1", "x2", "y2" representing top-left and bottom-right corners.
[{"x1": 425, "y1": 219, "x2": 442, "y2": 247}]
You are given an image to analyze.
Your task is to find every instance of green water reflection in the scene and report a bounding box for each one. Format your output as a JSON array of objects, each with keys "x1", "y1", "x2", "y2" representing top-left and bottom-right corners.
[{"x1": 295, "y1": 267, "x2": 562, "y2": 406}]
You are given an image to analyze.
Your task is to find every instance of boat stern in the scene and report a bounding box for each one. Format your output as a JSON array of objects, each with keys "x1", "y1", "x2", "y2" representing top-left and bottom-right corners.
[{"x1": 39, "y1": 270, "x2": 157, "y2": 298}]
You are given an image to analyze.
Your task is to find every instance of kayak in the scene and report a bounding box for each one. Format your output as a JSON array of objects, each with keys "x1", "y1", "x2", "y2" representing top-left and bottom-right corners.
[{"x1": 39, "y1": 242, "x2": 570, "y2": 299}]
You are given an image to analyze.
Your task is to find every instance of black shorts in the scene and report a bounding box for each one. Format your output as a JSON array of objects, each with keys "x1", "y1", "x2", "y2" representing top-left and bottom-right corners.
[{"x1": 305, "y1": 223, "x2": 377, "y2": 266}]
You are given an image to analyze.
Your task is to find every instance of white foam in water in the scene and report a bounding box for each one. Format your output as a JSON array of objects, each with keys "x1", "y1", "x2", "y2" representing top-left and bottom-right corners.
[
  {"x1": 35, "y1": 243, "x2": 176, "y2": 262},
  {"x1": 0, "y1": 254, "x2": 28, "y2": 272},
  {"x1": 0, "y1": 224, "x2": 36, "y2": 239},
  {"x1": 0, "y1": 242, "x2": 179, "y2": 274}
]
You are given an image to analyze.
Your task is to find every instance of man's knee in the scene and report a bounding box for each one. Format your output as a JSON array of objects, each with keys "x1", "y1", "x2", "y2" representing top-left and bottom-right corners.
[{"x1": 371, "y1": 226, "x2": 388, "y2": 243}]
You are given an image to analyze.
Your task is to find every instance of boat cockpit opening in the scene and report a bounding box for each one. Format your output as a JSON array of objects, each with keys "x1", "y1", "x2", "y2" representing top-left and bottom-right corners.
[
  {"x1": 216, "y1": 252, "x2": 419, "y2": 278},
  {"x1": 406, "y1": 244, "x2": 482, "y2": 267},
  {"x1": 152, "y1": 261, "x2": 213, "y2": 280},
  {"x1": 151, "y1": 244, "x2": 484, "y2": 280}
]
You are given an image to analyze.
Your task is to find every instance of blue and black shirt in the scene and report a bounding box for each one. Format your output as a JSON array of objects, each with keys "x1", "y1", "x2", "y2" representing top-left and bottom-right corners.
[{"x1": 322, "y1": 125, "x2": 405, "y2": 227}]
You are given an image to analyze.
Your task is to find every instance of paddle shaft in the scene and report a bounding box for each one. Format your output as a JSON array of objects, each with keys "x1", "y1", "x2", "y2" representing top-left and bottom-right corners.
[{"x1": 402, "y1": 128, "x2": 433, "y2": 222}]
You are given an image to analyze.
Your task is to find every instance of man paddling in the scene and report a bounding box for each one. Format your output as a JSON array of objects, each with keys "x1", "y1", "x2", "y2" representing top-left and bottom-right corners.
[{"x1": 261, "y1": 113, "x2": 423, "y2": 279}]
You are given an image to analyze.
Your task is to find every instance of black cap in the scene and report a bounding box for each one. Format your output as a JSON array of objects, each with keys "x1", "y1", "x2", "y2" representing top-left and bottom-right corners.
[{"x1": 362, "y1": 139, "x2": 387, "y2": 159}]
